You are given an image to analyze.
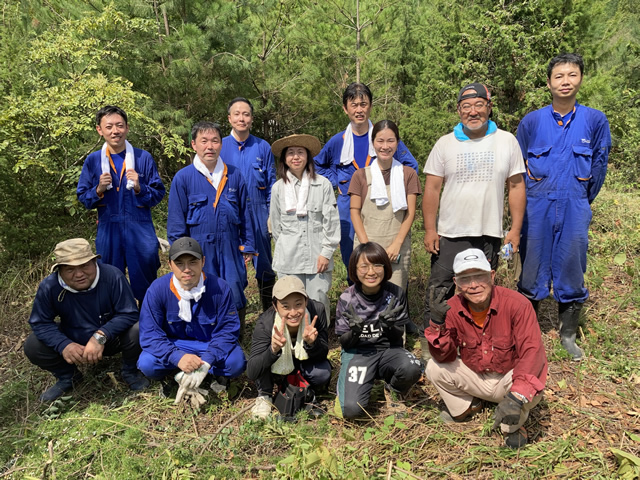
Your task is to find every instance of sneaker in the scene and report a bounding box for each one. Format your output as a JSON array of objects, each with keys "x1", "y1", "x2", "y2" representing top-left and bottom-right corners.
[
  {"x1": 439, "y1": 397, "x2": 483, "y2": 423},
  {"x1": 504, "y1": 427, "x2": 528, "y2": 448},
  {"x1": 384, "y1": 384, "x2": 407, "y2": 417},
  {"x1": 251, "y1": 395, "x2": 273, "y2": 419},
  {"x1": 40, "y1": 371, "x2": 83, "y2": 403},
  {"x1": 121, "y1": 369, "x2": 150, "y2": 391}
]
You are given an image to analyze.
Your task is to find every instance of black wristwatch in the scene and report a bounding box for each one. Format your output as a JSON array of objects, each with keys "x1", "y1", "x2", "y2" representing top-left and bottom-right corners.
[{"x1": 92, "y1": 332, "x2": 107, "y2": 345}]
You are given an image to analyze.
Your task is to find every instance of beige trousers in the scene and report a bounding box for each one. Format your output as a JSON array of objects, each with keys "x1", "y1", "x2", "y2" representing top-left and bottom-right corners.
[{"x1": 426, "y1": 357, "x2": 542, "y2": 433}]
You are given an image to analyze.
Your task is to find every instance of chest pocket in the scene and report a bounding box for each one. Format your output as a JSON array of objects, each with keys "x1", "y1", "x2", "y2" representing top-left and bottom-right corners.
[
  {"x1": 526, "y1": 146, "x2": 552, "y2": 180},
  {"x1": 252, "y1": 159, "x2": 268, "y2": 190},
  {"x1": 572, "y1": 145, "x2": 593, "y2": 181},
  {"x1": 491, "y1": 338, "x2": 515, "y2": 372},
  {"x1": 222, "y1": 191, "x2": 241, "y2": 226},
  {"x1": 186, "y1": 194, "x2": 209, "y2": 226}
]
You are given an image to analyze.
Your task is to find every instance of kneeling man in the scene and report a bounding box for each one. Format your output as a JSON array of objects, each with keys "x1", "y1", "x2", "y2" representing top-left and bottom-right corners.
[
  {"x1": 138, "y1": 237, "x2": 246, "y2": 402},
  {"x1": 425, "y1": 248, "x2": 547, "y2": 448},
  {"x1": 25, "y1": 238, "x2": 148, "y2": 403}
]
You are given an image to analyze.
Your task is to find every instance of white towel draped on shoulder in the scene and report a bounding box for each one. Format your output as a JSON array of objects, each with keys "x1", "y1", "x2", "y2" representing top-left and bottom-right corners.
[
  {"x1": 339, "y1": 120, "x2": 376, "y2": 166},
  {"x1": 193, "y1": 154, "x2": 224, "y2": 190},
  {"x1": 369, "y1": 158, "x2": 407, "y2": 213},
  {"x1": 100, "y1": 141, "x2": 135, "y2": 190},
  {"x1": 284, "y1": 170, "x2": 310, "y2": 217},
  {"x1": 172, "y1": 273, "x2": 206, "y2": 323},
  {"x1": 270, "y1": 310, "x2": 310, "y2": 375}
]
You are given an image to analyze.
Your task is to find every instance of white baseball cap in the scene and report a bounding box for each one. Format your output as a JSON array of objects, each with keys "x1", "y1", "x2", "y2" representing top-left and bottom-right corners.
[{"x1": 453, "y1": 248, "x2": 491, "y2": 275}]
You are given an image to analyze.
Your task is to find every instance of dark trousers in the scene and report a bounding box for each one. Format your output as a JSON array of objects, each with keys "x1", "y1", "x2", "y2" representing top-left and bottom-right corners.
[
  {"x1": 255, "y1": 358, "x2": 332, "y2": 397},
  {"x1": 24, "y1": 322, "x2": 142, "y2": 379},
  {"x1": 337, "y1": 347, "x2": 422, "y2": 419},
  {"x1": 422, "y1": 236, "x2": 501, "y2": 330}
]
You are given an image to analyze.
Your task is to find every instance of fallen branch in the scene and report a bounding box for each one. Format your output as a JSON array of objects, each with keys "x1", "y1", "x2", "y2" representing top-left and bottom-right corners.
[{"x1": 199, "y1": 403, "x2": 254, "y2": 455}]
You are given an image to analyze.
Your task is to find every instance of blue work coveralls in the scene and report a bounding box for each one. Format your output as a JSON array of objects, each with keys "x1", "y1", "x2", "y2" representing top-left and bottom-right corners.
[
  {"x1": 314, "y1": 131, "x2": 417, "y2": 272},
  {"x1": 220, "y1": 134, "x2": 276, "y2": 284},
  {"x1": 516, "y1": 103, "x2": 611, "y2": 303},
  {"x1": 137, "y1": 272, "x2": 246, "y2": 379},
  {"x1": 167, "y1": 163, "x2": 256, "y2": 310},
  {"x1": 77, "y1": 148, "x2": 165, "y2": 302}
]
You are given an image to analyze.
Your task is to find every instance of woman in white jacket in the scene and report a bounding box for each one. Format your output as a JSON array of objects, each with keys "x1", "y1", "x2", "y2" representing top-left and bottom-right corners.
[{"x1": 270, "y1": 134, "x2": 340, "y2": 321}]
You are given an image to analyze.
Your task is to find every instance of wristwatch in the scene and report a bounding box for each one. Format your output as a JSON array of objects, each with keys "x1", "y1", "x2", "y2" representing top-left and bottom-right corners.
[{"x1": 92, "y1": 332, "x2": 107, "y2": 345}]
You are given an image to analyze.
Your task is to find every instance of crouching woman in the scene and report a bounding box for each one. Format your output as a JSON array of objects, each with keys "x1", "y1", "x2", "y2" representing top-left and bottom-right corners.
[
  {"x1": 247, "y1": 276, "x2": 331, "y2": 419},
  {"x1": 335, "y1": 242, "x2": 422, "y2": 418}
]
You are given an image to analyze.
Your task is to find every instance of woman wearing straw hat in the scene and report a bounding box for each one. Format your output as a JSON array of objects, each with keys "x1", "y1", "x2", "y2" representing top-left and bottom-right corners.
[{"x1": 269, "y1": 134, "x2": 340, "y2": 321}]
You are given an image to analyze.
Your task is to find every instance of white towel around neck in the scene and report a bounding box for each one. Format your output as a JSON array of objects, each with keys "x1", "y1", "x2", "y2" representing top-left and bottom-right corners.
[
  {"x1": 100, "y1": 141, "x2": 135, "y2": 190},
  {"x1": 172, "y1": 273, "x2": 206, "y2": 323},
  {"x1": 57, "y1": 264, "x2": 101, "y2": 293},
  {"x1": 284, "y1": 170, "x2": 310, "y2": 217},
  {"x1": 369, "y1": 158, "x2": 407, "y2": 213},
  {"x1": 339, "y1": 120, "x2": 376, "y2": 166},
  {"x1": 193, "y1": 154, "x2": 224, "y2": 190},
  {"x1": 270, "y1": 310, "x2": 310, "y2": 375}
]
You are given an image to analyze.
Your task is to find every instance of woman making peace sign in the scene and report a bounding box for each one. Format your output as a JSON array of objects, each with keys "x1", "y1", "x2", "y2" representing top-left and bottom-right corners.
[{"x1": 247, "y1": 276, "x2": 331, "y2": 419}]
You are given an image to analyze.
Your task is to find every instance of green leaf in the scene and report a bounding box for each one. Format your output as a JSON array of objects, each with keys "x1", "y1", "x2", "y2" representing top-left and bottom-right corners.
[
  {"x1": 557, "y1": 379, "x2": 567, "y2": 389},
  {"x1": 614, "y1": 253, "x2": 627, "y2": 265},
  {"x1": 611, "y1": 448, "x2": 640, "y2": 466},
  {"x1": 383, "y1": 415, "x2": 395, "y2": 426},
  {"x1": 628, "y1": 432, "x2": 640, "y2": 443}
]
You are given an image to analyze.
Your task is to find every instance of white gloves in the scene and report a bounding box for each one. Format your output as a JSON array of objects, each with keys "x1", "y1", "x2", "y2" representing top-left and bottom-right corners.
[
  {"x1": 173, "y1": 362, "x2": 211, "y2": 409},
  {"x1": 175, "y1": 362, "x2": 211, "y2": 389},
  {"x1": 174, "y1": 385, "x2": 208, "y2": 408}
]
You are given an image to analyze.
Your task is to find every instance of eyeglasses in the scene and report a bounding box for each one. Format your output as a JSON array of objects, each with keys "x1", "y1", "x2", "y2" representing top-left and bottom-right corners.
[
  {"x1": 459, "y1": 101, "x2": 489, "y2": 113},
  {"x1": 455, "y1": 272, "x2": 491, "y2": 286},
  {"x1": 357, "y1": 263, "x2": 384, "y2": 274}
]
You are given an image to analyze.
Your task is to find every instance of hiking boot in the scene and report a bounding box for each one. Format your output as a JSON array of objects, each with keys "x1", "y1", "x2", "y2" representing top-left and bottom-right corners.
[
  {"x1": 251, "y1": 395, "x2": 273, "y2": 420},
  {"x1": 504, "y1": 426, "x2": 528, "y2": 448},
  {"x1": 121, "y1": 367, "x2": 150, "y2": 391},
  {"x1": 558, "y1": 302, "x2": 583, "y2": 361},
  {"x1": 439, "y1": 397, "x2": 483, "y2": 423},
  {"x1": 384, "y1": 384, "x2": 408, "y2": 417},
  {"x1": 40, "y1": 370, "x2": 83, "y2": 403}
]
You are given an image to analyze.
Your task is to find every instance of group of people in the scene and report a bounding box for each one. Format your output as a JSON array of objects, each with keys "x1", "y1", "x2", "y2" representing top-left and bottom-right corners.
[{"x1": 24, "y1": 52, "x2": 610, "y2": 449}]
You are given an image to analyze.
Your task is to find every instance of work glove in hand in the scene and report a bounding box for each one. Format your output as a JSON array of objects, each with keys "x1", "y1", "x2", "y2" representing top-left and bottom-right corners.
[
  {"x1": 378, "y1": 298, "x2": 404, "y2": 329},
  {"x1": 344, "y1": 304, "x2": 365, "y2": 334},
  {"x1": 175, "y1": 362, "x2": 211, "y2": 389},
  {"x1": 174, "y1": 385, "x2": 209, "y2": 408},
  {"x1": 492, "y1": 392, "x2": 524, "y2": 429},
  {"x1": 429, "y1": 286, "x2": 451, "y2": 325}
]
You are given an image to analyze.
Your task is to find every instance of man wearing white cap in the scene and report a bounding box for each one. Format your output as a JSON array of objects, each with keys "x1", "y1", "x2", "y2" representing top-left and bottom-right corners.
[
  {"x1": 24, "y1": 238, "x2": 148, "y2": 402},
  {"x1": 425, "y1": 248, "x2": 547, "y2": 448}
]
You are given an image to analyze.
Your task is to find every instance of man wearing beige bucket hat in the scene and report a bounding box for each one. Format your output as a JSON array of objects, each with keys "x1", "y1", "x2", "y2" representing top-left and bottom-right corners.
[
  {"x1": 24, "y1": 238, "x2": 148, "y2": 402},
  {"x1": 269, "y1": 134, "x2": 340, "y2": 320}
]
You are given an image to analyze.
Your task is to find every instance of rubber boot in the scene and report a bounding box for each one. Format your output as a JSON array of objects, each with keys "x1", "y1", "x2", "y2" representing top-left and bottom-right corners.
[
  {"x1": 529, "y1": 299, "x2": 540, "y2": 317},
  {"x1": 257, "y1": 278, "x2": 276, "y2": 312},
  {"x1": 558, "y1": 302, "x2": 583, "y2": 361},
  {"x1": 238, "y1": 307, "x2": 246, "y2": 341}
]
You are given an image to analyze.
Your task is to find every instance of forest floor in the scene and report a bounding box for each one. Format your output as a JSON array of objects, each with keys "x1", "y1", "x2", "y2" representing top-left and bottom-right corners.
[{"x1": 0, "y1": 177, "x2": 639, "y2": 479}]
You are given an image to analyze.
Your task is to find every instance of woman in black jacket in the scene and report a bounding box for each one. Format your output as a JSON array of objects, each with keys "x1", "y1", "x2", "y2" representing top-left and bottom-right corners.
[{"x1": 247, "y1": 276, "x2": 331, "y2": 419}]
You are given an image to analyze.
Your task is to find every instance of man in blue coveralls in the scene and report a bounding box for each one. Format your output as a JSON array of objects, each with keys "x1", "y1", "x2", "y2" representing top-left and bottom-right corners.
[
  {"x1": 220, "y1": 98, "x2": 277, "y2": 311},
  {"x1": 77, "y1": 106, "x2": 166, "y2": 303},
  {"x1": 167, "y1": 122, "x2": 255, "y2": 336},
  {"x1": 516, "y1": 53, "x2": 611, "y2": 361},
  {"x1": 314, "y1": 83, "x2": 418, "y2": 280}
]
